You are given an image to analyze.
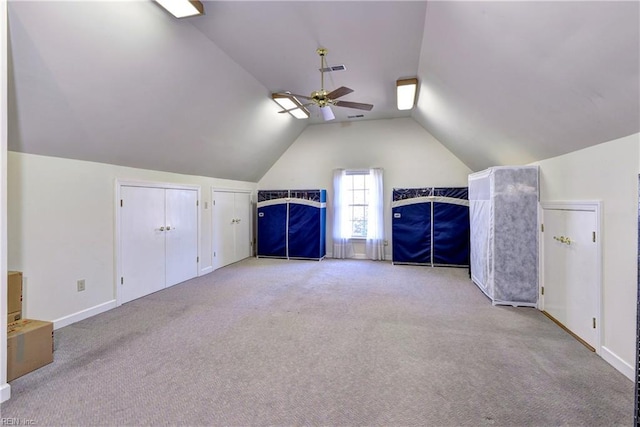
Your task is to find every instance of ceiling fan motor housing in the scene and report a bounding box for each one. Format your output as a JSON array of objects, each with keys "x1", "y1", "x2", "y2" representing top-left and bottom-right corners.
[{"x1": 311, "y1": 89, "x2": 330, "y2": 106}]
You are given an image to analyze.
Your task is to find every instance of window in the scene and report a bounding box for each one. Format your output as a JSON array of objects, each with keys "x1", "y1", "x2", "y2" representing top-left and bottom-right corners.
[
  {"x1": 344, "y1": 171, "x2": 370, "y2": 238},
  {"x1": 333, "y1": 168, "x2": 384, "y2": 259}
]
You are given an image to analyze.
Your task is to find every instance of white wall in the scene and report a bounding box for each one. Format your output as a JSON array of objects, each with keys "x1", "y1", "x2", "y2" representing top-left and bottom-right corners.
[
  {"x1": 258, "y1": 118, "x2": 473, "y2": 259},
  {"x1": 533, "y1": 132, "x2": 639, "y2": 379},
  {"x1": 7, "y1": 152, "x2": 256, "y2": 327},
  {"x1": 1, "y1": 0, "x2": 10, "y2": 404}
]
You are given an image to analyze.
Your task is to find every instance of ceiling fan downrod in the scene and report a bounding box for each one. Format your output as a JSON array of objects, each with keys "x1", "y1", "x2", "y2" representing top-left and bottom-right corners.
[
  {"x1": 312, "y1": 47, "x2": 329, "y2": 107},
  {"x1": 317, "y1": 47, "x2": 327, "y2": 92}
]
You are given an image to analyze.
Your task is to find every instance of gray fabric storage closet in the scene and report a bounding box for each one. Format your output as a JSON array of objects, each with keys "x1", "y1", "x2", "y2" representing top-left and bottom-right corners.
[{"x1": 468, "y1": 166, "x2": 539, "y2": 307}]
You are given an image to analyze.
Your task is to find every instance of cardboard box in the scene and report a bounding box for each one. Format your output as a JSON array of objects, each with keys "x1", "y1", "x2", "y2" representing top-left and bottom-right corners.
[
  {"x1": 7, "y1": 319, "x2": 54, "y2": 381},
  {"x1": 8, "y1": 271, "x2": 23, "y2": 314},
  {"x1": 7, "y1": 311, "x2": 22, "y2": 324}
]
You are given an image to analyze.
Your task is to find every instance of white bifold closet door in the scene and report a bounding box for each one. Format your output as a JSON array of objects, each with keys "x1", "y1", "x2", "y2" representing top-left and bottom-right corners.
[
  {"x1": 121, "y1": 186, "x2": 166, "y2": 303},
  {"x1": 165, "y1": 189, "x2": 198, "y2": 286},
  {"x1": 234, "y1": 193, "x2": 251, "y2": 261},
  {"x1": 120, "y1": 186, "x2": 198, "y2": 304},
  {"x1": 212, "y1": 191, "x2": 251, "y2": 269}
]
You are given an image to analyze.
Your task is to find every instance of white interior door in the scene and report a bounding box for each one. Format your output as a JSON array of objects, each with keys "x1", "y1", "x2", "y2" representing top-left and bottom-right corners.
[
  {"x1": 213, "y1": 191, "x2": 237, "y2": 269},
  {"x1": 234, "y1": 192, "x2": 251, "y2": 261},
  {"x1": 543, "y1": 205, "x2": 600, "y2": 350},
  {"x1": 120, "y1": 186, "x2": 166, "y2": 304},
  {"x1": 165, "y1": 188, "x2": 198, "y2": 287}
]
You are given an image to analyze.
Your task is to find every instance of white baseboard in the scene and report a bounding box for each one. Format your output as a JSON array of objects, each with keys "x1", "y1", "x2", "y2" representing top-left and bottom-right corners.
[
  {"x1": 52, "y1": 300, "x2": 117, "y2": 330},
  {"x1": 0, "y1": 383, "x2": 11, "y2": 403},
  {"x1": 199, "y1": 266, "x2": 213, "y2": 276},
  {"x1": 601, "y1": 346, "x2": 634, "y2": 381}
]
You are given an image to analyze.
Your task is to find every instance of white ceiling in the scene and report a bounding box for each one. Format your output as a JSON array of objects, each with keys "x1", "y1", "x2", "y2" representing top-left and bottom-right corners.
[{"x1": 6, "y1": 1, "x2": 640, "y2": 182}]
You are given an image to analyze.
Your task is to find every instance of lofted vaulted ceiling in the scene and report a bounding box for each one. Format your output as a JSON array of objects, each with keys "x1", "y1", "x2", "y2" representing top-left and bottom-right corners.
[{"x1": 6, "y1": 1, "x2": 639, "y2": 182}]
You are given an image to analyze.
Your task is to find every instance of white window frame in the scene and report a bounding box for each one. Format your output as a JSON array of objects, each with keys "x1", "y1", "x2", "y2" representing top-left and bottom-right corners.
[{"x1": 344, "y1": 170, "x2": 370, "y2": 239}]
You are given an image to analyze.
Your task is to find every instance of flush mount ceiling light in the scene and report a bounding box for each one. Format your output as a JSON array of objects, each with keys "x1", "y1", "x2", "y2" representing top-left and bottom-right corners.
[
  {"x1": 155, "y1": 0, "x2": 204, "y2": 18},
  {"x1": 271, "y1": 93, "x2": 310, "y2": 119},
  {"x1": 397, "y1": 78, "x2": 418, "y2": 110}
]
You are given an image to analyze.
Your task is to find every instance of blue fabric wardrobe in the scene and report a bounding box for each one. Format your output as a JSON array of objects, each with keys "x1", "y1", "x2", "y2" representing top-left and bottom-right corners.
[
  {"x1": 392, "y1": 187, "x2": 470, "y2": 266},
  {"x1": 257, "y1": 190, "x2": 326, "y2": 260}
]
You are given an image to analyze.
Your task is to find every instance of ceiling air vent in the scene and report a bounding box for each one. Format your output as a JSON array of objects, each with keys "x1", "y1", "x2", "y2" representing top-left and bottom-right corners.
[{"x1": 319, "y1": 65, "x2": 347, "y2": 73}]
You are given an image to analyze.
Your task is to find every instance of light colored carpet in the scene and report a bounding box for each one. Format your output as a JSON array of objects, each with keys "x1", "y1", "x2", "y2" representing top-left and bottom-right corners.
[{"x1": 1, "y1": 258, "x2": 633, "y2": 426}]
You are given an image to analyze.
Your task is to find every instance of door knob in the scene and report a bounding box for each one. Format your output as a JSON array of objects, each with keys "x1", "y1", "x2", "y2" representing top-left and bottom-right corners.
[
  {"x1": 166, "y1": 226, "x2": 171, "y2": 231},
  {"x1": 159, "y1": 226, "x2": 165, "y2": 231},
  {"x1": 553, "y1": 235, "x2": 571, "y2": 245}
]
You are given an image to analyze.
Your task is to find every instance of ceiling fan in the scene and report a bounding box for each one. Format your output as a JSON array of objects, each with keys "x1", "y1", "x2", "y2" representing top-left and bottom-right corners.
[{"x1": 274, "y1": 48, "x2": 374, "y2": 121}]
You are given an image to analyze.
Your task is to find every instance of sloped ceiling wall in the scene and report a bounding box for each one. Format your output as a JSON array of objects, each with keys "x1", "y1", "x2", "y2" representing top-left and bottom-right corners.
[
  {"x1": 413, "y1": 1, "x2": 640, "y2": 170},
  {"x1": 7, "y1": 1, "x2": 306, "y2": 182},
  {"x1": 6, "y1": 1, "x2": 640, "y2": 182}
]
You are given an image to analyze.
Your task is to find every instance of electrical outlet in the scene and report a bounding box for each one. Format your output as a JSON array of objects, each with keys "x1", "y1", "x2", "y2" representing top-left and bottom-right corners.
[{"x1": 77, "y1": 279, "x2": 86, "y2": 292}]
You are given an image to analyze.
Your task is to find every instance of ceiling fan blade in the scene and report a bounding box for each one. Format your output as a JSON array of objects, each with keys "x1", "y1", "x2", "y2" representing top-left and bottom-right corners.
[
  {"x1": 333, "y1": 100, "x2": 374, "y2": 111},
  {"x1": 326, "y1": 86, "x2": 354, "y2": 100},
  {"x1": 273, "y1": 92, "x2": 313, "y2": 101}
]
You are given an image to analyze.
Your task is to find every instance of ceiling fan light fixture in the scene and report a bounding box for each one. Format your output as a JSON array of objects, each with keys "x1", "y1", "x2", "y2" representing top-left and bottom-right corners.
[
  {"x1": 155, "y1": 0, "x2": 204, "y2": 18},
  {"x1": 320, "y1": 106, "x2": 335, "y2": 121},
  {"x1": 272, "y1": 93, "x2": 309, "y2": 119},
  {"x1": 397, "y1": 78, "x2": 418, "y2": 110}
]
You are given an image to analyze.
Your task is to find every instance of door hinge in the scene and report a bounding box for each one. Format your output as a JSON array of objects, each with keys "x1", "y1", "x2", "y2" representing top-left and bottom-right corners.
[
  {"x1": 197, "y1": 256, "x2": 199, "y2": 262},
  {"x1": 197, "y1": 200, "x2": 199, "y2": 207},
  {"x1": 121, "y1": 277, "x2": 124, "y2": 285},
  {"x1": 592, "y1": 231, "x2": 596, "y2": 242},
  {"x1": 120, "y1": 199, "x2": 123, "y2": 207},
  {"x1": 541, "y1": 286, "x2": 544, "y2": 295},
  {"x1": 541, "y1": 224, "x2": 544, "y2": 232},
  {"x1": 214, "y1": 251, "x2": 216, "y2": 257},
  {"x1": 213, "y1": 200, "x2": 216, "y2": 206},
  {"x1": 593, "y1": 317, "x2": 596, "y2": 328}
]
